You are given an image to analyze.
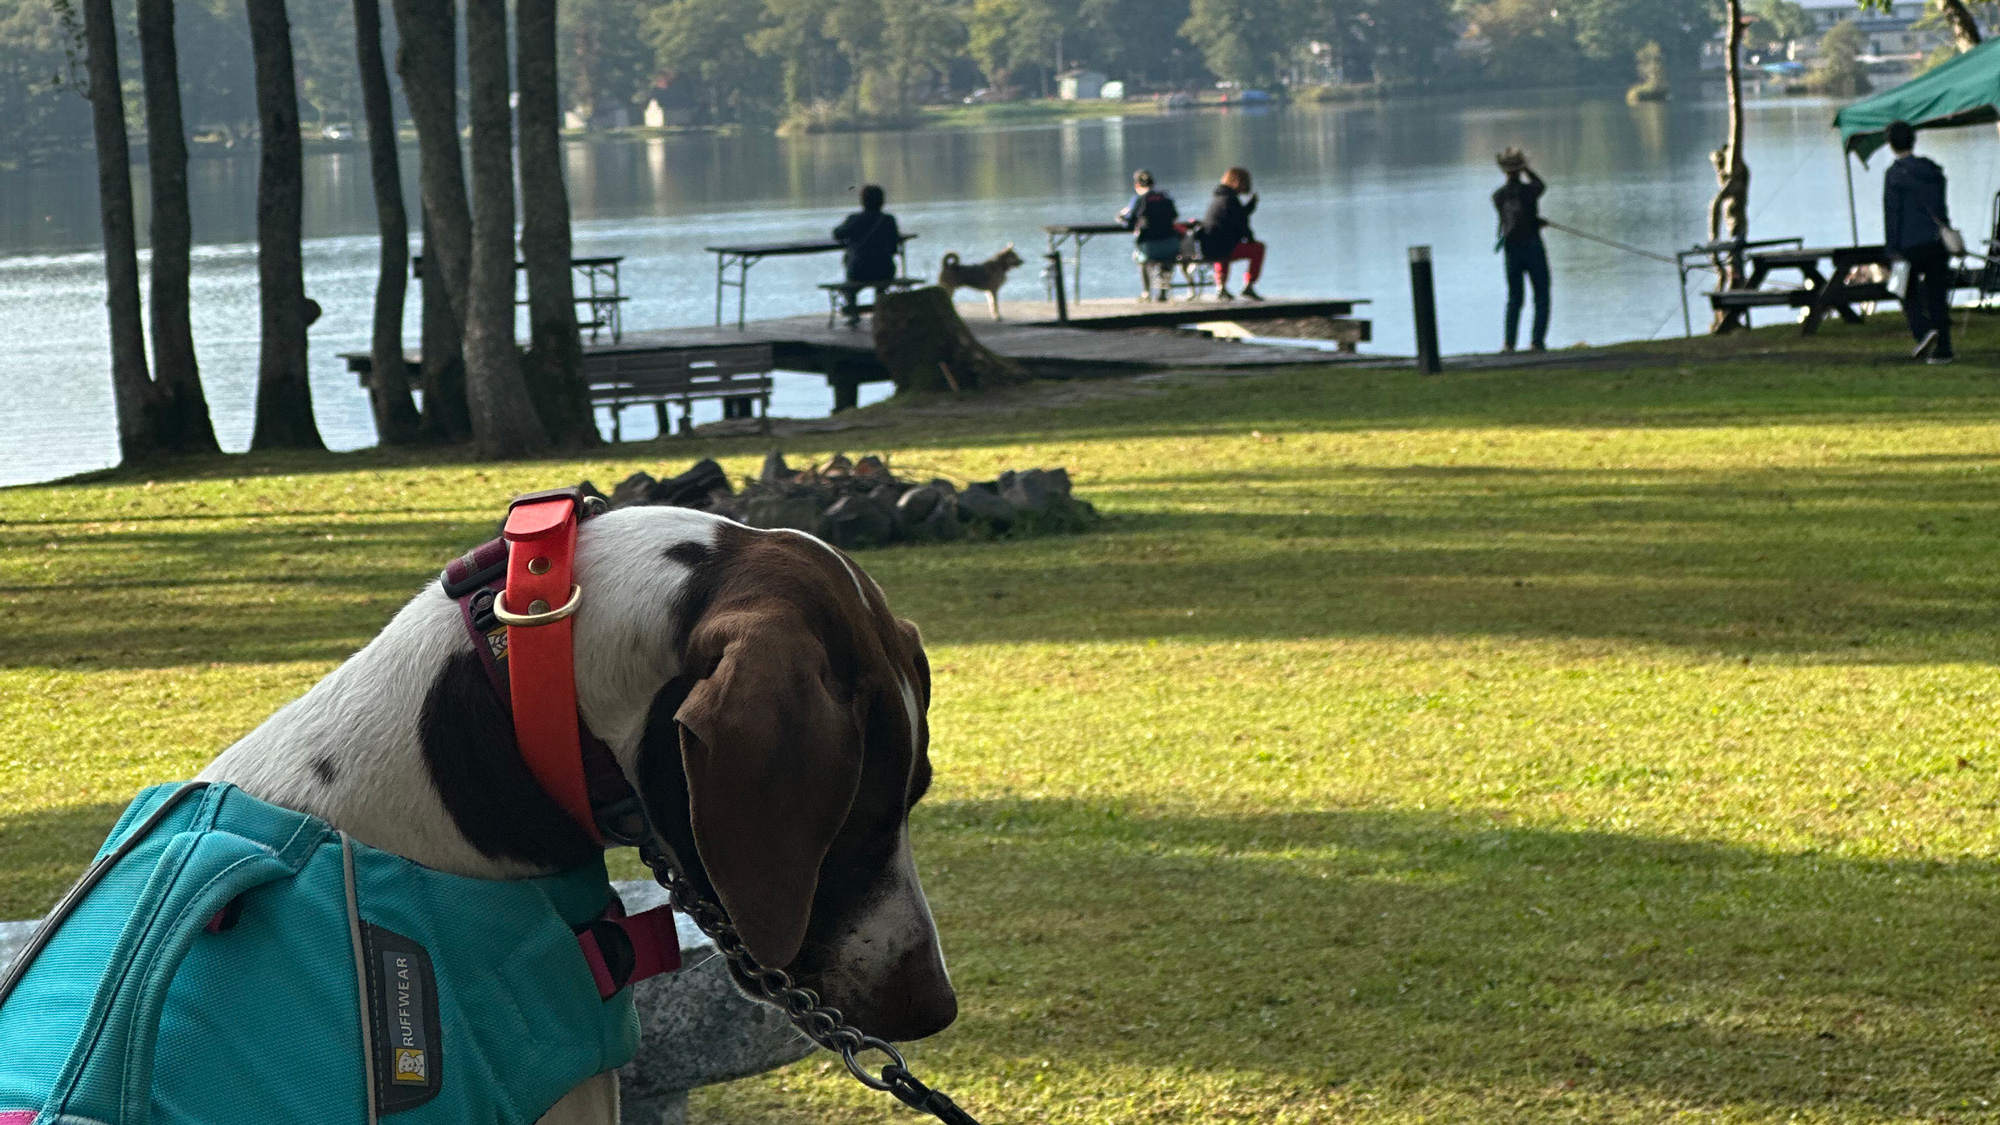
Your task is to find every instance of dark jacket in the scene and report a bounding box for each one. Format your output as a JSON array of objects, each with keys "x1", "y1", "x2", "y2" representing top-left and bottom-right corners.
[
  {"x1": 833, "y1": 209, "x2": 901, "y2": 282},
  {"x1": 1883, "y1": 154, "x2": 1949, "y2": 254},
  {"x1": 1197, "y1": 185, "x2": 1256, "y2": 260},
  {"x1": 1492, "y1": 171, "x2": 1546, "y2": 249},
  {"x1": 1120, "y1": 190, "x2": 1180, "y2": 243}
]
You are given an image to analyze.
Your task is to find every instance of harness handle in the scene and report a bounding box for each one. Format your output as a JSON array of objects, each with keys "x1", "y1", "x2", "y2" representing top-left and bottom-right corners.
[{"x1": 9, "y1": 785, "x2": 323, "y2": 1125}]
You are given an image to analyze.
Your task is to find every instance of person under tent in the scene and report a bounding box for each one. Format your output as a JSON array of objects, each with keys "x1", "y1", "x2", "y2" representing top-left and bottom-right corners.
[{"x1": 1882, "y1": 119, "x2": 1956, "y2": 364}]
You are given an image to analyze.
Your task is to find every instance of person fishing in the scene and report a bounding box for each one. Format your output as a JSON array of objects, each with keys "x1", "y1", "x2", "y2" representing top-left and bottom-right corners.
[{"x1": 1492, "y1": 147, "x2": 1549, "y2": 353}]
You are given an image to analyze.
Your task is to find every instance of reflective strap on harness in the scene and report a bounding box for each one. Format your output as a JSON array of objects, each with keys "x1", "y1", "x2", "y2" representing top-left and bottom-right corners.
[
  {"x1": 574, "y1": 903, "x2": 682, "y2": 999},
  {"x1": 501, "y1": 491, "x2": 598, "y2": 843}
]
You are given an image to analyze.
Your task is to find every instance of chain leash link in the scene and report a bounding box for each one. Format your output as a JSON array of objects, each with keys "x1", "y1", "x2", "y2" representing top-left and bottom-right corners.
[{"x1": 636, "y1": 838, "x2": 986, "y2": 1125}]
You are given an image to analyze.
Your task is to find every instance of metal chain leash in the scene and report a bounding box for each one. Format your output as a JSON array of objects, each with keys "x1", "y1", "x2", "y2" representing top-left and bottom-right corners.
[{"x1": 636, "y1": 837, "x2": 987, "y2": 1125}]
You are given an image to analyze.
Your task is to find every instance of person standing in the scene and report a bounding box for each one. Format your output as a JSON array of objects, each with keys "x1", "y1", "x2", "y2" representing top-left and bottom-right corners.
[
  {"x1": 1882, "y1": 120, "x2": 1956, "y2": 363},
  {"x1": 832, "y1": 184, "x2": 902, "y2": 327},
  {"x1": 1492, "y1": 147, "x2": 1549, "y2": 353},
  {"x1": 1199, "y1": 167, "x2": 1264, "y2": 301},
  {"x1": 1118, "y1": 170, "x2": 1180, "y2": 301}
]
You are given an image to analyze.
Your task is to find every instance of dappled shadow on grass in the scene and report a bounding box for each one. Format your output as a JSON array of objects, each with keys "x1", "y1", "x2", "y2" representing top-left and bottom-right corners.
[
  {"x1": 872, "y1": 457, "x2": 2000, "y2": 661},
  {"x1": 0, "y1": 801, "x2": 131, "y2": 919},
  {"x1": 0, "y1": 518, "x2": 481, "y2": 669},
  {"x1": 915, "y1": 799, "x2": 2000, "y2": 1114}
]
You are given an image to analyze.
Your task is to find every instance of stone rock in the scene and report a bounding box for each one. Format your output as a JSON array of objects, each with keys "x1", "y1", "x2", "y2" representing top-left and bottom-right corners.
[
  {"x1": 928, "y1": 478, "x2": 958, "y2": 496},
  {"x1": 649, "y1": 459, "x2": 730, "y2": 509},
  {"x1": 895, "y1": 485, "x2": 944, "y2": 529},
  {"x1": 822, "y1": 493, "x2": 897, "y2": 550},
  {"x1": 955, "y1": 483, "x2": 1015, "y2": 529},
  {"x1": 821, "y1": 453, "x2": 854, "y2": 477},
  {"x1": 744, "y1": 494, "x2": 825, "y2": 535},
  {"x1": 758, "y1": 449, "x2": 794, "y2": 486},
  {"x1": 611, "y1": 472, "x2": 657, "y2": 510},
  {"x1": 919, "y1": 500, "x2": 964, "y2": 541},
  {"x1": 854, "y1": 455, "x2": 889, "y2": 478},
  {"x1": 997, "y1": 469, "x2": 1060, "y2": 516},
  {"x1": 1, "y1": 879, "x2": 816, "y2": 1125}
]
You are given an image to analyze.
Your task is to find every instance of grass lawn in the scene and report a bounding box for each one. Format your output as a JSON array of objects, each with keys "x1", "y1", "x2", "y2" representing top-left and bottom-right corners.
[{"x1": 7, "y1": 317, "x2": 2000, "y2": 1122}]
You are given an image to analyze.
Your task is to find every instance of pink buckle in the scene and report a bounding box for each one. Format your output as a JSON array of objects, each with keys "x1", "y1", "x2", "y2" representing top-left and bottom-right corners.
[{"x1": 576, "y1": 904, "x2": 682, "y2": 999}]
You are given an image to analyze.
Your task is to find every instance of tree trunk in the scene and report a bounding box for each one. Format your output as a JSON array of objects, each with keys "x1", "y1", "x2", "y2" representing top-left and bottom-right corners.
[
  {"x1": 419, "y1": 207, "x2": 472, "y2": 441},
  {"x1": 1709, "y1": 0, "x2": 1751, "y2": 299},
  {"x1": 81, "y1": 0, "x2": 155, "y2": 463},
  {"x1": 246, "y1": 0, "x2": 324, "y2": 449},
  {"x1": 516, "y1": 0, "x2": 597, "y2": 448},
  {"x1": 354, "y1": 0, "x2": 421, "y2": 444},
  {"x1": 872, "y1": 287, "x2": 1025, "y2": 394},
  {"x1": 390, "y1": 0, "x2": 472, "y2": 332},
  {"x1": 137, "y1": 0, "x2": 219, "y2": 454},
  {"x1": 1940, "y1": 0, "x2": 1983, "y2": 51},
  {"x1": 463, "y1": 0, "x2": 549, "y2": 457}
]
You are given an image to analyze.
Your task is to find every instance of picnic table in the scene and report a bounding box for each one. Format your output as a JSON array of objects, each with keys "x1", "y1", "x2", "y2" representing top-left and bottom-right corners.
[
  {"x1": 1043, "y1": 223, "x2": 1130, "y2": 302},
  {"x1": 411, "y1": 254, "x2": 629, "y2": 343},
  {"x1": 705, "y1": 236, "x2": 916, "y2": 329},
  {"x1": 1705, "y1": 243, "x2": 1897, "y2": 335}
]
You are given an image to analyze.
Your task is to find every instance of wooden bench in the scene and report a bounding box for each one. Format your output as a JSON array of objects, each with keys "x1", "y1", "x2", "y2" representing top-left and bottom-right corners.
[
  {"x1": 585, "y1": 343, "x2": 775, "y2": 440},
  {"x1": 819, "y1": 278, "x2": 927, "y2": 328}
]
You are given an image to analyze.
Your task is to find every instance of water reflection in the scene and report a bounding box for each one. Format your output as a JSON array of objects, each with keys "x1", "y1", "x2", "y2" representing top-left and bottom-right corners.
[{"x1": 8, "y1": 88, "x2": 1999, "y2": 486}]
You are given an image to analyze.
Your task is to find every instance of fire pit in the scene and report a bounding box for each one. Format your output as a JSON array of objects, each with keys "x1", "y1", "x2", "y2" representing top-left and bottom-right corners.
[{"x1": 591, "y1": 452, "x2": 1099, "y2": 550}]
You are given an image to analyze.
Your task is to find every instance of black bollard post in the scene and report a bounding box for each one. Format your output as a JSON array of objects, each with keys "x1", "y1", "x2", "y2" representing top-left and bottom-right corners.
[
  {"x1": 1408, "y1": 245, "x2": 1441, "y2": 375},
  {"x1": 1046, "y1": 251, "x2": 1069, "y2": 323}
]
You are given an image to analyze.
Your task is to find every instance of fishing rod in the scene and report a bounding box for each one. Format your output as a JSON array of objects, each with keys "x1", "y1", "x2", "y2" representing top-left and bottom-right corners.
[{"x1": 1541, "y1": 220, "x2": 1684, "y2": 266}]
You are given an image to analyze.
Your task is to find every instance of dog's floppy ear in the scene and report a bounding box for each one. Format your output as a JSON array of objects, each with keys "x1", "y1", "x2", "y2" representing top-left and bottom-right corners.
[{"x1": 674, "y1": 610, "x2": 862, "y2": 967}]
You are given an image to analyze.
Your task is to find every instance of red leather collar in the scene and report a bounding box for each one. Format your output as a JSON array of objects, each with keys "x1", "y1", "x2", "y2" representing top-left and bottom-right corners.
[{"x1": 497, "y1": 489, "x2": 596, "y2": 842}]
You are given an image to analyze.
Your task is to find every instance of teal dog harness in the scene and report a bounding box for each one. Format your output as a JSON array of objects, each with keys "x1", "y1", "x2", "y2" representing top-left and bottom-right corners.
[{"x1": 0, "y1": 781, "x2": 679, "y2": 1125}]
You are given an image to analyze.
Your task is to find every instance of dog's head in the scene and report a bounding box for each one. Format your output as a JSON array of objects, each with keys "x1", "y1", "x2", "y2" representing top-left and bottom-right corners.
[
  {"x1": 997, "y1": 244, "x2": 1023, "y2": 270},
  {"x1": 572, "y1": 508, "x2": 955, "y2": 1042}
]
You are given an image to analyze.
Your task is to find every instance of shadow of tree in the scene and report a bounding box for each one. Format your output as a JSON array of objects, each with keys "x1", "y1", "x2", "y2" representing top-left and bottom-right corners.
[{"x1": 915, "y1": 800, "x2": 2000, "y2": 1114}]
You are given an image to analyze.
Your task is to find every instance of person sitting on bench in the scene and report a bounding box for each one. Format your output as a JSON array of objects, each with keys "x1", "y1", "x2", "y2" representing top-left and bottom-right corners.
[
  {"x1": 1198, "y1": 166, "x2": 1263, "y2": 301},
  {"x1": 832, "y1": 184, "x2": 902, "y2": 326},
  {"x1": 1118, "y1": 169, "x2": 1181, "y2": 302}
]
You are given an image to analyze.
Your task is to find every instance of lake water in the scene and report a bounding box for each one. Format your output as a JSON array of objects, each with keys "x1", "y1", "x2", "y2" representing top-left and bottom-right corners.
[{"x1": 7, "y1": 85, "x2": 1998, "y2": 487}]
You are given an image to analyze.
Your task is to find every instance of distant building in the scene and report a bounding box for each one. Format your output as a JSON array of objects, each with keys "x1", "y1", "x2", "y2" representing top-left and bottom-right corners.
[
  {"x1": 1058, "y1": 70, "x2": 1108, "y2": 100},
  {"x1": 1705, "y1": 0, "x2": 2000, "y2": 68},
  {"x1": 644, "y1": 78, "x2": 699, "y2": 128}
]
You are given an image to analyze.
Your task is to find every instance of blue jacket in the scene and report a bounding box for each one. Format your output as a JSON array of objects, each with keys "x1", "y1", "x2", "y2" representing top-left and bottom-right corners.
[
  {"x1": 0, "y1": 783, "x2": 639, "y2": 1125},
  {"x1": 1883, "y1": 154, "x2": 1949, "y2": 254}
]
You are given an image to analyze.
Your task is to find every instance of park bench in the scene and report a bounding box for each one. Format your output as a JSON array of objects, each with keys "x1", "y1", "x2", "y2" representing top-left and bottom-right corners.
[
  {"x1": 586, "y1": 343, "x2": 775, "y2": 441},
  {"x1": 818, "y1": 277, "x2": 928, "y2": 328}
]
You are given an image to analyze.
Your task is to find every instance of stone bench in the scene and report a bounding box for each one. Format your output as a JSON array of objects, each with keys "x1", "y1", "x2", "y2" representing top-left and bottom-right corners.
[{"x1": 0, "y1": 880, "x2": 813, "y2": 1125}]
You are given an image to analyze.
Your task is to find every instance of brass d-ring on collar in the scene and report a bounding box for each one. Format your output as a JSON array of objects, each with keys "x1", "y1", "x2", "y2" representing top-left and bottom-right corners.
[{"x1": 493, "y1": 584, "x2": 582, "y2": 627}]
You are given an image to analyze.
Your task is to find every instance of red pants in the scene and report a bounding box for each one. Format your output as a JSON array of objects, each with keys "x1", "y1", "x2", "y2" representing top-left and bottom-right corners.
[{"x1": 1214, "y1": 240, "x2": 1265, "y2": 287}]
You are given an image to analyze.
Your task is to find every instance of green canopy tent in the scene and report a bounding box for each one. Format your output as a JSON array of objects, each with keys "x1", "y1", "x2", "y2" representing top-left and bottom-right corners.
[{"x1": 1832, "y1": 38, "x2": 2000, "y2": 242}]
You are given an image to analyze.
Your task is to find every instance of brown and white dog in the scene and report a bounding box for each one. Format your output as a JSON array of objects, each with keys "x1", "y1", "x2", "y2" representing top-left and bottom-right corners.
[
  {"x1": 199, "y1": 506, "x2": 955, "y2": 1123},
  {"x1": 939, "y1": 245, "x2": 1025, "y2": 321}
]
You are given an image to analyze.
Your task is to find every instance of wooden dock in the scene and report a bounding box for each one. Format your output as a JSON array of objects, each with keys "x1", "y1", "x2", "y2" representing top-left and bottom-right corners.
[{"x1": 343, "y1": 294, "x2": 1370, "y2": 409}]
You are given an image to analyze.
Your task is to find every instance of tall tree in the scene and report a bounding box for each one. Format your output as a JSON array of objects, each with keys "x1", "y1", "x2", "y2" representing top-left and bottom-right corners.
[
  {"x1": 419, "y1": 209, "x2": 472, "y2": 440},
  {"x1": 246, "y1": 0, "x2": 324, "y2": 448},
  {"x1": 517, "y1": 0, "x2": 598, "y2": 447},
  {"x1": 1180, "y1": 0, "x2": 1287, "y2": 85},
  {"x1": 1709, "y1": 0, "x2": 1751, "y2": 302},
  {"x1": 138, "y1": 0, "x2": 221, "y2": 453},
  {"x1": 354, "y1": 0, "x2": 421, "y2": 444},
  {"x1": 77, "y1": 0, "x2": 156, "y2": 462},
  {"x1": 644, "y1": 0, "x2": 769, "y2": 121},
  {"x1": 390, "y1": 0, "x2": 473, "y2": 438},
  {"x1": 464, "y1": 0, "x2": 550, "y2": 457}
]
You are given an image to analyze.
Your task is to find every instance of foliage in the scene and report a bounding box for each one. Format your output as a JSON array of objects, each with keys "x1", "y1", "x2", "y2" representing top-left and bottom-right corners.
[
  {"x1": 1625, "y1": 38, "x2": 1667, "y2": 102},
  {"x1": 1746, "y1": 0, "x2": 1812, "y2": 52},
  {"x1": 1811, "y1": 17, "x2": 1870, "y2": 97},
  {"x1": 1458, "y1": 0, "x2": 1715, "y2": 86},
  {"x1": 11, "y1": 316, "x2": 2000, "y2": 1122},
  {"x1": 0, "y1": 0, "x2": 88, "y2": 161}
]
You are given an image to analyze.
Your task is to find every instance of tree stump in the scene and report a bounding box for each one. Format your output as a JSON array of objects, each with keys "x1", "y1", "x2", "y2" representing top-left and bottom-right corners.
[{"x1": 872, "y1": 287, "x2": 1026, "y2": 395}]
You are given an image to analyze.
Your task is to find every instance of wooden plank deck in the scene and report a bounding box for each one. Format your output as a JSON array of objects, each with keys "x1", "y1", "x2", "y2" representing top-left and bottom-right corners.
[{"x1": 995, "y1": 295, "x2": 1368, "y2": 329}]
